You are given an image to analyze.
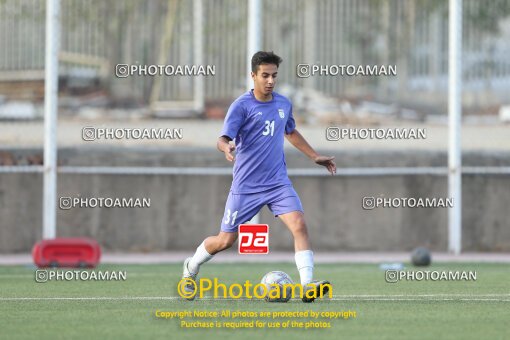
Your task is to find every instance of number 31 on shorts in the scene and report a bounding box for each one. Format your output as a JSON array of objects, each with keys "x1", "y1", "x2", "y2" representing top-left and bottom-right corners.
[{"x1": 223, "y1": 209, "x2": 238, "y2": 226}]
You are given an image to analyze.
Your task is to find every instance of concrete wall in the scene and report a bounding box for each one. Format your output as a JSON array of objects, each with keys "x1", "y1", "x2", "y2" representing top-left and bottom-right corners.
[{"x1": 1, "y1": 148, "x2": 509, "y2": 252}]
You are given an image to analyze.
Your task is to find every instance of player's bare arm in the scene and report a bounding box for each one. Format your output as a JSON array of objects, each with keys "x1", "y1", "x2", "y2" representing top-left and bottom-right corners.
[
  {"x1": 285, "y1": 129, "x2": 337, "y2": 175},
  {"x1": 217, "y1": 136, "x2": 235, "y2": 162}
]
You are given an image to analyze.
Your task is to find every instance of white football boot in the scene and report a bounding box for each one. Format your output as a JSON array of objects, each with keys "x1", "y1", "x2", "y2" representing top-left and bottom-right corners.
[
  {"x1": 181, "y1": 257, "x2": 198, "y2": 301},
  {"x1": 301, "y1": 280, "x2": 331, "y2": 303}
]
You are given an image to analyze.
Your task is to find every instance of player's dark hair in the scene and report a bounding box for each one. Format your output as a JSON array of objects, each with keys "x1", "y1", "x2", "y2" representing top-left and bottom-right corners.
[{"x1": 251, "y1": 51, "x2": 283, "y2": 73}]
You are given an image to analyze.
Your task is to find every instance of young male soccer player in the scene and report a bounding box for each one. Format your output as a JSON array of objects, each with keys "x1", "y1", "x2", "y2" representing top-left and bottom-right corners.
[{"x1": 182, "y1": 51, "x2": 337, "y2": 302}]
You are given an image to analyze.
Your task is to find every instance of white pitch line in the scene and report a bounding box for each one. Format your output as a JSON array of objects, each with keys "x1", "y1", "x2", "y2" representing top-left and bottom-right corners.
[
  {"x1": 1, "y1": 295, "x2": 509, "y2": 302},
  {"x1": 328, "y1": 298, "x2": 510, "y2": 302},
  {"x1": 0, "y1": 297, "x2": 182, "y2": 301},
  {"x1": 331, "y1": 294, "x2": 510, "y2": 297}
]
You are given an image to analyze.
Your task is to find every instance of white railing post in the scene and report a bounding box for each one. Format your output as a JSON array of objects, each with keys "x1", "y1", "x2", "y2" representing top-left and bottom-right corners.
[
  {"x1": 448, "y1": 0, "x2": 463, "y2": 254},
  {"x1": 43, "y1": 0, "x2": 60, "y2": 239}
]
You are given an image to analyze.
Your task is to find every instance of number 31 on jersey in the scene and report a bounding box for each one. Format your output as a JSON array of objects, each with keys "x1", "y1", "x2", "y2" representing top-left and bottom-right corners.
[{"x1": 262, "y1": 120, "x2": 275, "y2": 136}]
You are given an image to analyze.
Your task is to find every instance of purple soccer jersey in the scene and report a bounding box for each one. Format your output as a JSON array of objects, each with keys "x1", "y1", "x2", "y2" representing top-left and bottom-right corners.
[{"x1": 220, "y1": 90, "x2": 296, "y2": 194}]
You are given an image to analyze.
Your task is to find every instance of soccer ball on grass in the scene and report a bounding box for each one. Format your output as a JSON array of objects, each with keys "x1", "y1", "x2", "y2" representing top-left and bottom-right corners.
[{"x1": 259, "y1": 271, "x2": 293, "y2": 302}]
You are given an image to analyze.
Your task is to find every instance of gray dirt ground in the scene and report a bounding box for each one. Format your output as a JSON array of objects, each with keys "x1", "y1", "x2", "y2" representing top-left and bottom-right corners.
[{"x1": 1, "y1": 252, "x2": 510, "y2": 265}]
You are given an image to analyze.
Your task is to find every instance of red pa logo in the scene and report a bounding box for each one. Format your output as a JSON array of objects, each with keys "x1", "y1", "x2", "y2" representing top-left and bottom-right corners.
[{"x1": 238, "y1": 224, "x2": 269, "y2": 254}]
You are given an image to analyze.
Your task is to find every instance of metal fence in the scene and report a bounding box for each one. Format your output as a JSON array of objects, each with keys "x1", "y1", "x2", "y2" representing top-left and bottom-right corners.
[
  {"x1": 0, "y1": 0, "x2": 509, "y2": 108},
  {"x1": 0, "y1": 0, "x2": 508, "y2": 254}
]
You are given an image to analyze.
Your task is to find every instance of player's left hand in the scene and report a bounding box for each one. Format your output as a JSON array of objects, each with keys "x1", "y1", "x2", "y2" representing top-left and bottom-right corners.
[{"x1": 314, "y1": 155, "x2": 336, "y2": 175}]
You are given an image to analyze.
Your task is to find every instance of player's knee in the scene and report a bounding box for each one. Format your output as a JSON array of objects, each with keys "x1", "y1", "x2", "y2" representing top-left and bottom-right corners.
[
  {"x1": 218, "y1": 235, "x2": 236, "y2": 250},
  {"x1": 219, "y1": 239, "x2": 233, "y2": 250},
  {"x1": 291, "y1": 215, "x2": 308, "y2": 233},
  {"x1": 295, "y1": 226, "x2": 308, "y2": 238}
]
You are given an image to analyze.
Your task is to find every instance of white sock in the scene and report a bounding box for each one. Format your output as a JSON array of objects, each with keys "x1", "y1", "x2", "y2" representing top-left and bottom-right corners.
[
  {"x1": 188, "y1": 241, "x2": 213, "y2": 274},
  {"x1": 295, "y1": 250, "x2": 314, "y2": 285}
]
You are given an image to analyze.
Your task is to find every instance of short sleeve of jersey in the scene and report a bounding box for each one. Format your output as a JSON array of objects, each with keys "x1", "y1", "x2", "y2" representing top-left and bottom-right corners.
[
  {"x1": 220, "y1": 100, "x2": 246, "y2": 140},
  {"x1": 285, "y1": 103, "x2": 296, "y2": 134}
]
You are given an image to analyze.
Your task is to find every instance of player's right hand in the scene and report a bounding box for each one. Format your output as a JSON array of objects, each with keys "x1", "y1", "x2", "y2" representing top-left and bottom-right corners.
[{"x1": 224, "y1": 144, "x2": 236, "y2": 162}]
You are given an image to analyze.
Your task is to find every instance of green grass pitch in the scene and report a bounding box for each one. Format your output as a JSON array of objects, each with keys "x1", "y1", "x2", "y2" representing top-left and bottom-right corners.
[{"x1": 1, "y1": 262, "x2": 508, "y2": 339}]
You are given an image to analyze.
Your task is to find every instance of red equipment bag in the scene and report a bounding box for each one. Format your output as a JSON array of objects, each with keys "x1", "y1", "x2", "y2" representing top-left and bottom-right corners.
[{"x1": 32, "y1": 238, "x2": 101, "y2": 268}]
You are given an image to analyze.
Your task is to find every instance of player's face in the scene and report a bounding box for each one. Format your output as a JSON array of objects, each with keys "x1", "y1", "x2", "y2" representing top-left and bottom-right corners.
[{"x1": 252, "y1": 64, "x2": 278, "y2": 97}]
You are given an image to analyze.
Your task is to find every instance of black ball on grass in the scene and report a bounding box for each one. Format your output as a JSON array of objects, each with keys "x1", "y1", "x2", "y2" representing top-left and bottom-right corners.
[{"x1": 411, "y1": 247, "x2": 431, "y2": 266}]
